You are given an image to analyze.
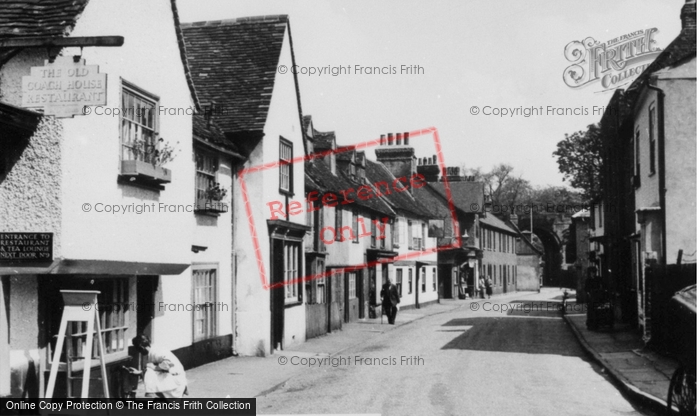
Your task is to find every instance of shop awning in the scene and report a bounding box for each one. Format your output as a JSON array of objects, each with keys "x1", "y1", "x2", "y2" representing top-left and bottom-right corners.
[{"x1": 0, "y1": 259, "x2": 190, "y2": 276}]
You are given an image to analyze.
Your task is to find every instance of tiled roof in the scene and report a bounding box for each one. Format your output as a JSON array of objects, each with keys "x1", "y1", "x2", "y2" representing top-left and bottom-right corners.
[
  {"x1": 181, "y1": 15, "x2": 289, "y2": 134},
  {"x1": 0, "y1": 0, "x2": 88, "y2": 38},
  {"x1": 192, "y1": 114, "x2": 240, "y2": 153},
  {"x1": 306, "y1": 158, "x2": 395, "y2": 217},
  {"x1": 480, "y1": 212, "x2": 518, "y2": 234},
  {"x1": 413, "y1": 186, "x2": 453, "y2": 218},
  {"x1": 427, "y1": 181, "x2": 483, "y2": 214},
  {"x1": 365, "y1": 160, "x2": 434, "y2": 218}
]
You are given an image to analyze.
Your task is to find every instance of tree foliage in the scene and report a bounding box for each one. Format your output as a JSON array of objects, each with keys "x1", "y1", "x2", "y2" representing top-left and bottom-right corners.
[{"x1": 553, "y1": 123, "x2": 602, "y2": 201}]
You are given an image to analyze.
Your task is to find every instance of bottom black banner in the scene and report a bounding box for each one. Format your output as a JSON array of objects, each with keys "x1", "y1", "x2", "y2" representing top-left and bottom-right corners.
[{"x1": 0, "y1": 398, "x2": 256, "y2": 415}]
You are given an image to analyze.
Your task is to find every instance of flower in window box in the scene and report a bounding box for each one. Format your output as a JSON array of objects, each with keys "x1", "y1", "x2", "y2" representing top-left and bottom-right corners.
[
  {"x1": 204, "y1": 183, "x2": 228, "y2": 202},
  {"x1": 132, "y1": 138, "x2": 180, "y2": 168}
]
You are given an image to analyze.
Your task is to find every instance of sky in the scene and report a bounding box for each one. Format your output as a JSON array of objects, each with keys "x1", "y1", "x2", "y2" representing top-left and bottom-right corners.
[{"x1": 177, "y1": 0, "x2": 683, "y2": 188}]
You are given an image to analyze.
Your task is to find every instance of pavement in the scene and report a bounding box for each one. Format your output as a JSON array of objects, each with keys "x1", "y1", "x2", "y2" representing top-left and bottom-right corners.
[
  {"x1": 564, "y1": 306, "x2": 678, "y2": 415},
  {"x1": 146, "y1": 287, "x2": 678, "y2": 415},
  {"x1": 183, "y1": 290, "x2": 534, "y2": 399}
]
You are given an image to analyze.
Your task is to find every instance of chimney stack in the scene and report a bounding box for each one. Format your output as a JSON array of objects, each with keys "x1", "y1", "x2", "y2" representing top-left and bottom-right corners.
[
  {"x1": 681, "y1": 0, "x2": 696, "y2": 36},
  {"x1": 443, "y1": 166, "x2": 464, "y2": 182},
  {"x1": 375, "y1": 130, "x2": 416, "y2": 180}
]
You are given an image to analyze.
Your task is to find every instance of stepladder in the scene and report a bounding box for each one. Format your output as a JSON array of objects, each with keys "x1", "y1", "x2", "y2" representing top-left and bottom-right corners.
[{"x1": 45, "y1": 290, "x2": 110, "y2": 399}]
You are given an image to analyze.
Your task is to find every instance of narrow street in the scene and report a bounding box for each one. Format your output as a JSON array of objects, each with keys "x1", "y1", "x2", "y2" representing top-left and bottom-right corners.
[{"x1": 257, "y1": 291, "x2": 649, "y2": 416}]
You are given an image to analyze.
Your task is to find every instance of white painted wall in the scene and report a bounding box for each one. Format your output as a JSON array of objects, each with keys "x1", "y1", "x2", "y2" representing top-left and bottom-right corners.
[{"x1": 234, "y1": 25, "x2": 307, "y2": 355}]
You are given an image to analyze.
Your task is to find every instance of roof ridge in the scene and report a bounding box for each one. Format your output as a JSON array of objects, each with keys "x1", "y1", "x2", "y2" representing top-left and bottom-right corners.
[{"x1": 181, "y1": 14, "x2": 288, "y2": 28}]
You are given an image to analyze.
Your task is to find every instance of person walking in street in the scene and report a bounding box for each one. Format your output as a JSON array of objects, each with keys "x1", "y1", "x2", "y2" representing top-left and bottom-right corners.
[
  {"x1": 478, "y1": 277, "x2": 486, "y2": 299},
  {"x1": 485, "y1": 276, "x2": 493, "y2": 299},
  {"x1": 131, "y1": 334, "x2": 188, "y2": 398},
  {"x1": 380, "y1": 278, "x2": 401, "y2": 324}
]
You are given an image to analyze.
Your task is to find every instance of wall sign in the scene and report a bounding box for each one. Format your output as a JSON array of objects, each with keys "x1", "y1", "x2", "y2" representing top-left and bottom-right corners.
[
  {"x1": 0, "y1": 233, "x2": 53, "y2": 262},
  {"x1": 21, "y1": 57, "x2": 107, "y2": 118}
]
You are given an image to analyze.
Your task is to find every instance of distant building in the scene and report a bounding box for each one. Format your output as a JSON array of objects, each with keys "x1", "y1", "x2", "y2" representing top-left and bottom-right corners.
[
  {"x1": 371, "y1": 134, "x2": 439, "y2": 310},
  {"x1": 479, "y1": 213, "x2": 519, "y2": 295},
  {"x1": 570, "y1": 209, "x2": 591, "y2": 300},
  {"x1": 412, "y1": 162, "x2": 484, "y2": 299},
  {"x1": 506, "y1": 218, "x2": 543, "y2": 292},
  {"x1": 303, "y1": 118, "x2": 397, "y2": 336}
]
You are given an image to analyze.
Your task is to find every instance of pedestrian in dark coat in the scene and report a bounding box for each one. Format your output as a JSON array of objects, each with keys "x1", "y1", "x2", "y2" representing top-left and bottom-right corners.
[
  {"x1": 380, "y1": 279, "x2": 401, "y2": 324},
  {"x1": 485, "y1": 276, "x2": 493, "y2": 299}
]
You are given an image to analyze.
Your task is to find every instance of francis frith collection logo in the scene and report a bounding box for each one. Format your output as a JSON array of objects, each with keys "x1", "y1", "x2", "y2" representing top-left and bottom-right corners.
[{"x1": 563, "y1": 28, "x2": 662, "y2": 92}]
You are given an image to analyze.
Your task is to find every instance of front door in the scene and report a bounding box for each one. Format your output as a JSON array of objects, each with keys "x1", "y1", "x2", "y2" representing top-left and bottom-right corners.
[{"x1": 270, "y1": 239, "x2": 285, "y2": 353}]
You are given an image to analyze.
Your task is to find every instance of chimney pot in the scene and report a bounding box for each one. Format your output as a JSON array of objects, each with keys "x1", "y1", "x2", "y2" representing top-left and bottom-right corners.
[
  {"x1": 387, "y1": 133, "x2": 394, "y2": 145},
  {"x1": 396, "y1": 132, "x2": 402, "y2": 145},
  {"x1": 404, "y1": 132, "x2": 410, "y2": 145},
  {"x1": 433, "y1": 155, "x2": 437, "y2": 164},
  {"x1": 380, "y1": 134, "x2": 386, "y2": 146}
]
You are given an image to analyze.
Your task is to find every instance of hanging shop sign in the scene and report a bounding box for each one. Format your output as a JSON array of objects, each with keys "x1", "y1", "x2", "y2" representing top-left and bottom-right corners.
[{"x1": 21, "y1": 57, "x2": 107, "y2": 118}]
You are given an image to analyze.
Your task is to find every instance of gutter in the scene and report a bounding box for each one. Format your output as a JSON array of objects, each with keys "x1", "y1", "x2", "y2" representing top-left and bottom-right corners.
[{"x1": 646, "y1": 80, "x2": 666, "y2": 265}]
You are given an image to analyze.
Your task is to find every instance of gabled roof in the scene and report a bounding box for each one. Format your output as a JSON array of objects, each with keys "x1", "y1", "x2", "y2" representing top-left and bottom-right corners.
[
  {"x1": 413, "y1": 186, "x2": 453, "y2": 219},
  {"x1": 0, "y1": 0, "x2": 89, "y2": 38},
  {"x1": 505, "y1": 220, "x2": 544, "y2": 255},
  {"x1": 480, "y1": 212, "x2": 518, "y2": 234},
  {"x1": 364, "y1": 160, "x2": 434, "y2": 219},
  {"x1": 427, "y1": 181, "x2": 483, "y2": 215},
  {"x1": 181, "y1": 15, "x2": 290, "y2": 134},
  {"x1": 305, "y1": 158, "x2": 394, "y2": 217}
]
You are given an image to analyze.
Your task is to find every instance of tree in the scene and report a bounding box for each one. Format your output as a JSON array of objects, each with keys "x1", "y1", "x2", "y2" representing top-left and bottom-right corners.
[
  {"x1": 464, "y1": 163, "x2": 533, "y2": 210},
  {"x1": 553, "y1": 123, "x2": 602, "y2": 201}
]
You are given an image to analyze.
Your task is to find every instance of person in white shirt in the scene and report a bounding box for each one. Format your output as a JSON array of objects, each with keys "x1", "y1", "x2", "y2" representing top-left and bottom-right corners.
[{"x1": 131, "y1": 335, "x2": 188, "y2": 398}]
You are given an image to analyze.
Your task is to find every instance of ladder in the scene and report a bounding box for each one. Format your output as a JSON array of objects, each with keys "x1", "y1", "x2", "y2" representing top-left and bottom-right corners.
[{"x1": 46, "y1": 290, "x2": 109, "y2": 399}]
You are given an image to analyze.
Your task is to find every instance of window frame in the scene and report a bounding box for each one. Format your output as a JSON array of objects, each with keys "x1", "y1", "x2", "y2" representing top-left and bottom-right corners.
[
  {"x1": 283, "y1": 242, "x2": 302, "y2": 304},
  {"x1": 352, "y1": 210, "x2": 359, "y2": 243},
  {"x1": 279, "y1": 137, "x2": 294, "y2": 195},
  {"x1": 120, "y1": 80, "x2": 160, "y2": 165},
  {"x1": 347, "y1": 271, "x2": 357, "y2": 299},
  {"x1": 45, "y1": 277, "x2": 132, "y2": 369},
  {"x1": 396, "y1": 269, "x2": 403, "y2": 298},
  {"x1": 194, "y1": 147, "x2": 219, "y2": 208},
  {"x1": 335, "y1": 207, "x2": 343, "y2": 242},
  {"x1": 192, "y1": 264, "x2": 219, "y2": 342}
]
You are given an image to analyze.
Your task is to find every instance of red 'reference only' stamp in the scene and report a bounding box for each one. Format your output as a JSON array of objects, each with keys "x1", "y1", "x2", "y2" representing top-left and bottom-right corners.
[{"x1": 237, "y1": 127, "x2": 462, "y2": 290}]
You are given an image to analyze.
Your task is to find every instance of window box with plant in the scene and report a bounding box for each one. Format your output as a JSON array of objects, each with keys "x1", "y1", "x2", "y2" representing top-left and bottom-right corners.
[
  {"x1": 196, "y1": 182, "x2": 229, "y2": 214},
  {"x1": 120, "y1": 138, "x2": 178, "y2": 188},
  {"x1": 118, "y1": 82, "x2": 178, "y2": 190}
]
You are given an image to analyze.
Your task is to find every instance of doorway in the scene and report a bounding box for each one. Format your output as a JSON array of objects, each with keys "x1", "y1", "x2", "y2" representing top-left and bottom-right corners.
[{"x1": 270, "y1": 239, "x2": 285, "y2": 353}]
